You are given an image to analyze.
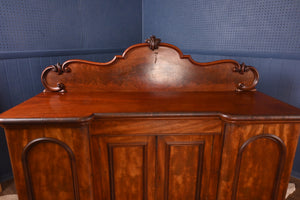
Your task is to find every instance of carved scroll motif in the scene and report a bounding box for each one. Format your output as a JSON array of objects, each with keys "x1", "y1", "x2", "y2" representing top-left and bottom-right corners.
[
  {"x1": 233, "y1": 63, "x2": 259, "y2": 92},
  {"x1": 40, "y1": 37, "x2": 260, "y2": 93},
  {"x1": 41, "y1": 63, "x2": 71, "y2": 92},
  {"x1": 145, "y1": 35, "x2": 161, "y2": 50}
]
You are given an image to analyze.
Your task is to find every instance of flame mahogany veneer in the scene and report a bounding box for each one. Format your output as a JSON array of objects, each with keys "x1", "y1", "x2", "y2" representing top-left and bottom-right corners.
[{"x1": 1, "y1": 36, "x2": 300, "y2": 200}]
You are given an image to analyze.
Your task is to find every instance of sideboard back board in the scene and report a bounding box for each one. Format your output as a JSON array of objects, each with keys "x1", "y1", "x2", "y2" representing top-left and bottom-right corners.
[
  {"x1": 41, "y1": 36, "x2": 258, "y2": 93},
  {"x1": 0, "y1": 36, "x2": 300, "y2": 200}
]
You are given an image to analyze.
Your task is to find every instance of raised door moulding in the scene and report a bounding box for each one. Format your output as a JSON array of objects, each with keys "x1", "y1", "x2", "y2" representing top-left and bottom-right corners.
[
  {"x1": 21, "y1": 137, "x2": 80, "y2": 200},
  {"x1": 107, "y1": 142, "x2": 148, "y2": 200},
  {"x1": 41, "y1": 35, "x2": 259, "y2": 93},
  {"x1": 231, "y1": 134, "x2": 286, "y2": 200},
  {"x1": 164, "y1": 141, "x2": 205, "y2": 200}
]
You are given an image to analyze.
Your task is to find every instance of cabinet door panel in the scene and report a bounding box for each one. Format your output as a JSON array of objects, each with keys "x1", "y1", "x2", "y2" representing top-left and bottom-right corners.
[
  {"x1": 91, "y1": 136, "x2": 155, "y2": 200},
  {"x1": 157, "y1": 135, "x2": 220, "y2": 200},
  {"x1": 218, "y1": 123, "x2": 300, "y2": 200},
  {"x1": 5, "y1": 125, "x2": 93, "y2": 200},
  {"x1": 22, "y1": 138, "x2": 79, "y2": 200}
]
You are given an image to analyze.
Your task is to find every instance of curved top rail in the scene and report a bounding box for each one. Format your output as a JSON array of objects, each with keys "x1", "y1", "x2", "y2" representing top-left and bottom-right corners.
[{"x1": 41, "y1": 35, "x2": 259, "y2": 93}]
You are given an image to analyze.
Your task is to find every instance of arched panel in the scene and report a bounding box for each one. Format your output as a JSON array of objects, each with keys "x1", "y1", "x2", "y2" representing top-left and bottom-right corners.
[
  {"x1": 22, "y1": 137, "x2": 80, "y2": 200},
  {"x1": 232, "y1": 134, "x2": 286, "y2": 200}
]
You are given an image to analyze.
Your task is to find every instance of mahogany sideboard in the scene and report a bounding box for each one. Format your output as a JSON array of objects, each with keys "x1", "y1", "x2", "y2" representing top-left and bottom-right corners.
[{"x1": 1, "y1": 36, "x2": 300, "y2": 200}]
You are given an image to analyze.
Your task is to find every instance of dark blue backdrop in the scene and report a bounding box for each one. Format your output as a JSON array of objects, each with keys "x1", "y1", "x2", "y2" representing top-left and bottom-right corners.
[{"x1": 1, "y1": 0, "x2": 300, "y2": 181}]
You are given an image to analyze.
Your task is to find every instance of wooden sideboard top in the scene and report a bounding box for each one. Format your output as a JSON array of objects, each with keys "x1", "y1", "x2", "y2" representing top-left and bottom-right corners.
[
  {"x1": 0, "y1": 91, "x2": 300, "y2": 125},
  {"x1": 1, "y1": 36, "x2": 299, "y2": 125}
]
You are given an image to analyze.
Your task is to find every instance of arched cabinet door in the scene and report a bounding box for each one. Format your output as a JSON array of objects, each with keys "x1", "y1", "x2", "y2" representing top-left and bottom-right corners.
[
  {"x1": 218, "y1": 123, "x2": 300, "y2": 200},
  {"x1": 4, "y1": 125, "x2": 93, "y2": 200},
  {"x1": 21, "y1": 137, "x2": 80, "y2": 200}
]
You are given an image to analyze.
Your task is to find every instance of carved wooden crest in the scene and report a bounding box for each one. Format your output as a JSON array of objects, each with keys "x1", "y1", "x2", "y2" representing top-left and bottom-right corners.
[
  {"x1": 145, "y1": 35, "x2": 161, "y2": 50},
  {"x1": 41, "y1": 35, "x2": 259, "y2": 93}
]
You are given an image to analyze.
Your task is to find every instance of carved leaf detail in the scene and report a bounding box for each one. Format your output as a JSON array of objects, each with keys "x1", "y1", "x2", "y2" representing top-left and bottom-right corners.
[{"x1": 145, "y1": 35, "x2": 161, "y2": 50}]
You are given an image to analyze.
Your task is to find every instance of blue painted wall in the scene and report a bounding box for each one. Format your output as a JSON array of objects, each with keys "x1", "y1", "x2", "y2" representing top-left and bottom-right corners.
[
  {"x1": 0, "y1": 0, "x2": 141, "y2": 181},
  {"x1": 143, "y1": 0, "x2": 300, "y2": 176}
]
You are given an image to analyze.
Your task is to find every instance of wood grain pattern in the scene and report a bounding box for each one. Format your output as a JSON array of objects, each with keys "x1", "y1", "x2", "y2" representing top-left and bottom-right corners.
[
  {"x1": 165, "y1": 141, "x2": 204, "y2": 200},
  {"x1": 91, "y1": 136, "x2": 155, "y2": 200},
  {"x1": 41, "y1": 37, "x2": 258, "y2": 93},
  {"x1": 4, "y1": 125, "x2": 93, "y2": 200},
  {"x1": 217, "y1": 123, "x2": 300, "y2": 200},
  {"x1": 1, "y1": 91, "x2": 300, "y2": 125},
  {"x1": 232, "y1": 134, "x2": 286, "y2": 200},
  {"x1": 156, "y1": 135, "x2": 221, "y2": 200},
  {"x1": 22, "y1": 138, "x2": 79, "y2": 200},
  {"x1": 108, "y1": 143, "x2": 147, "y2": 200},
  {"x1": 91, "y1": 118, "x2": 222, "y2": 135}
]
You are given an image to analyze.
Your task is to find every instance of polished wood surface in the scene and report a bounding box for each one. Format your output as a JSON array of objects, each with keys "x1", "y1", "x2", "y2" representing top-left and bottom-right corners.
[
  {"x1": 41, "y1": 36, "x2": 258, "y2": 93},
  {"x1": 92, "y1": 136, "x2": 156, "y2": 200},
  {"x1": 156, "y1": 135, "x2": 222, "y2": 200},
  {"x1": 0, "y1": 91, "x2": 300, "y2": 123},
  {"x1": 218, "y1": 123, "x2": 300, "y2": 200},
  {"x1": 5, "y1": 125, "x2": 93, "y2": 200},
  {"x1": 1, "y1": 36, "x2": 300, "y2": 200}
]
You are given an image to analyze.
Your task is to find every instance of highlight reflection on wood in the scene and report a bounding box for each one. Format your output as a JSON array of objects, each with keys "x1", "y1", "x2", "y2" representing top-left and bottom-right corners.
[{"x1": 0, "y1": 36, "x2": 300, "y2": 200}]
